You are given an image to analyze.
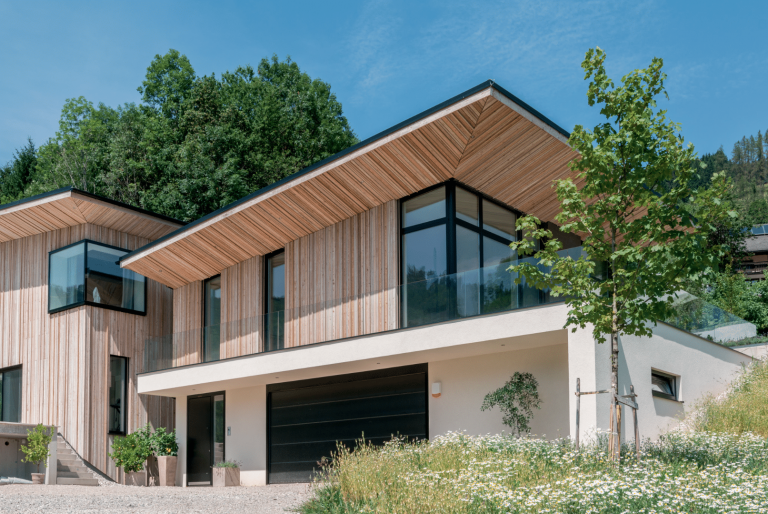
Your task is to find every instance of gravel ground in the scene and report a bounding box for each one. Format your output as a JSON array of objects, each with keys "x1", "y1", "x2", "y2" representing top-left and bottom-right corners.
[{"x1": 0, "y1": 483, "x2": 313, "y2": 513}]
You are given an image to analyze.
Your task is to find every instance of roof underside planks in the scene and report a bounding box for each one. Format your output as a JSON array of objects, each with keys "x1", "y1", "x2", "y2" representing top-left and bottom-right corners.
[
  {"x1": 0, "y1": 189, "x2": 183, "y2": 243},
  {"x1": 122, "y1": 86, "x2": 581, "y2": 289}
]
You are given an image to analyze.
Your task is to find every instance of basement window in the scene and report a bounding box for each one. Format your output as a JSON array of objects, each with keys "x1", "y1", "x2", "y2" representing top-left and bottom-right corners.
[
  {"x1": 651, "y1": 370, "x2": 678, "y2": 401},
  {"x1": 48, "y1": 240, "x2": 147, "y2": 315}
]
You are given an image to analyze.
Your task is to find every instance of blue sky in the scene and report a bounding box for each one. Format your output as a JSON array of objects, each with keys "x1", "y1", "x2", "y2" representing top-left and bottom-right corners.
[{"x1": 1, "y1": 0, "x2": 766, "y2": 165}]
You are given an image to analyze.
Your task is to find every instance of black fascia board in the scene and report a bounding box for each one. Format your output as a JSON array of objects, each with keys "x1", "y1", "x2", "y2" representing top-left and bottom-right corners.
[
  {"x1": 118, "y1": 80, "x2": 571, "y2": 265},
  {"x1": 0, "y1": 185, "x2": 186, "y2": 226}
]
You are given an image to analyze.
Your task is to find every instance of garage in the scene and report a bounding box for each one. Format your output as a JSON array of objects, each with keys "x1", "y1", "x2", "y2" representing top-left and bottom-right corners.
[{"x1": 267, "y1": 364, "x2": 428, "y2": 483}]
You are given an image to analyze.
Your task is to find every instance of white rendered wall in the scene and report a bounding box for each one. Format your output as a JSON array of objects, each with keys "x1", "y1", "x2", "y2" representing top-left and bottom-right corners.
[
  {"x1": 570, "y1": 323, "x2": 751, "y2": 445},
  {"x1": 429, "y1": 344, "x2": 570, "y2": 440},
  {"x1": 225, "y1": 386, "x2": 267, "y2": 486}
]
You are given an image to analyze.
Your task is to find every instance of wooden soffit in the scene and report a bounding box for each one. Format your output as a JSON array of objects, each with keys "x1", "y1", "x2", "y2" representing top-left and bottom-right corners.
[
  {"x1": 0, "y1": 188, "x2": 184, "y2": 243},
  {"x1": 121, "y1": 82, "x2": 580, "y2": 289}
]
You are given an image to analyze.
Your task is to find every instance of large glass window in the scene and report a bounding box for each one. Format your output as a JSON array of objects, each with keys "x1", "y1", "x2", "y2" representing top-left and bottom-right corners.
[
  {"x1": 203, "y1": 276, "x2": 222, "y2": 362},
  {"x1": 108, "y1": 357, "x2": 127, "y2": 434},
  {"x1": 48, "y1": 240, "x2": 147, "y2": 315},
  {"x1": 0, "y1": 366, "x2": 22, "y2": 423},
  {"x1": 265, "y1": 251, "x2": 285, "y2": 352},
  {"x1": 401, "y1": 183, "x2": 522, "y2": 327}
]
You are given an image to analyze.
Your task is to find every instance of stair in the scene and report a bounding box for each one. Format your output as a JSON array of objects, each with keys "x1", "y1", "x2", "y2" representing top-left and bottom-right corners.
[{"x1": 56, "y1": 435, "x2": 100, "y2": 486}]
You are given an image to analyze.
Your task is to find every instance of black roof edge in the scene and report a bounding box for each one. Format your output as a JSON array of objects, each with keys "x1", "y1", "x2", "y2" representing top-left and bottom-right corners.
[
  {"x1": 0, "y1": 185, "x2": 186, "y2": 226},
  {"x1": 119, "y1": 80, "x2": 571, "y2": 265}
]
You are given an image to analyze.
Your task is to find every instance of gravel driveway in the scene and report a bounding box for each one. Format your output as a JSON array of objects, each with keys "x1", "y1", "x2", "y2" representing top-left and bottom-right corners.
[{"x1": 0, "y1": 483, "x2": 312, "y2": 514}]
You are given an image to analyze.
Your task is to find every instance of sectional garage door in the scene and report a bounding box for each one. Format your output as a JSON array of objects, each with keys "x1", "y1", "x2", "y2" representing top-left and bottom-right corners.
[{"x1": 267, "y1": 364, "x2": 428, "y2": 483}]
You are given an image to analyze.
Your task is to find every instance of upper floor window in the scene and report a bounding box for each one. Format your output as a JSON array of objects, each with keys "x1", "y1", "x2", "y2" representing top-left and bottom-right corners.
[
  {"x1": 401, "y1": 183, "x2": 537, "y2": 328},
  {"x1": 265, "y1": 250, "x2": 285, "y2": 352},
  {"x1": 48, "y1": 240, "x2": 147, "y2": 315},
  {"x1": 203, "y1": 276, "x2": 222, "y2": 362},
  {"x1": 0, "y1": 366, "x2": 22, "y2": 422}
]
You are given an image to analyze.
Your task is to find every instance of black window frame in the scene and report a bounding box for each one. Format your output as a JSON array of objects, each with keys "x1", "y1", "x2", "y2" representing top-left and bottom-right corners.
[
  {"x1": 0, "y1": 365, "x2": 23, "y2": 423},
  {"x1": 108, "y1": 356, "x2": 128, "y2": 435},
  {"x1": 48, "y1": 239, "x2": 148, "y2": 316},
  {"x1": 399, "y1": 180, "x2": 527, "y2": 324},
  {"x1": 264, "y1": 249, "x2": 286, "y2": 352},
  {"x1": 202, "y1": 275, "x2": 222, "y2": 363},
  {"x1": 651, "y1": 370, "x2": 679, "y2": 401}
]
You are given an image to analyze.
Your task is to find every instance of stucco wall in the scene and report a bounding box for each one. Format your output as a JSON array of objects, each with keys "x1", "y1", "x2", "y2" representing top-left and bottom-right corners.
[
  {"x1": 429, "y1": 344, "x2": 570, "y2": 439},
  {"x1": 574, "y1": 323, "x2": 752, "y2": 444},
  {"x1": 225, "y1": 386, "x2": 267, "y2": 486}
]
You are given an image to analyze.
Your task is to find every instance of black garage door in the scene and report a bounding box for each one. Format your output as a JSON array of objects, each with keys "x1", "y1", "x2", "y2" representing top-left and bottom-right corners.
[{"x1": 268, "y1": 364, "x2": 428, "y2": 483}]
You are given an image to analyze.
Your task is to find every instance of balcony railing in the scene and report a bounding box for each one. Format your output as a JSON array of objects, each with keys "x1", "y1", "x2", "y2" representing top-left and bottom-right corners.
[
  {"x1": 142, "y1": 246, "x2": 756, "y2": 374},
  {"x1": 143, "y1": 247, "x2": 585, "y2": 373}
]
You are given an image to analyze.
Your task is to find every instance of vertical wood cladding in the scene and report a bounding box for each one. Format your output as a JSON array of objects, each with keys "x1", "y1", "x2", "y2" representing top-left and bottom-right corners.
[
  {"x1": 172, "y1": 280, "x2": 202, "y2": 366},
  {"x1": 284, "y1": 200, "x2": 399, "y2": 347},
  {"x1": 221, "y1": 255, "x2": 262, "y2": 358},
  {"x1": 0, "y1": 224, "x2": 174, "y2": 482}
]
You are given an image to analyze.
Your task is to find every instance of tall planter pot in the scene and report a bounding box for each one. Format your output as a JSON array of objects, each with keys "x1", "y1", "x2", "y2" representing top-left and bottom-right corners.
[
  {"x1": 157, "y1": 456, "x2": 177, "y2": 486},
  {"x1": 124, "y1": 471, "x2": 147, "y2": 486},
  {"x1": 146, "y1": 456, "x2": 159, "y2": 486},
  {"x1": 31, "y1": 473, "x2": 45, "y2": 485},
  {"x1": 212, "y1": 467, "x2": 239, "y2": 487}
]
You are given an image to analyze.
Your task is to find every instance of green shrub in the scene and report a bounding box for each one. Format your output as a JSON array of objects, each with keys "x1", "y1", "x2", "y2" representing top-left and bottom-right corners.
[
  {"x1": 151, "y1": 427, "x2": 178, "y2": 457},
  {"x1": 20, "y1": 424, "x2": 52, "y2": 473},
  {"x1": 109, "y1": 431, "x2": 152, "y2": 473}
]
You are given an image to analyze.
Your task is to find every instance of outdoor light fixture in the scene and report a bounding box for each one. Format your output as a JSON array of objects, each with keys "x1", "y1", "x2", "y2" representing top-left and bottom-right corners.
[{"x1": 432, "y1": 382, "x2": 442, "y2": 398}]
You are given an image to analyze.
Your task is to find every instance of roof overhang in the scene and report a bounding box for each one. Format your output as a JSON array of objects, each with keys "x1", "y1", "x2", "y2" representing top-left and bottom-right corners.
[
  {"x1": 0, "y1": 187, "x2": 184, "y2": 242},
  {"x1": 121, "y1": 81, "x2": 580, "y2": 288}
]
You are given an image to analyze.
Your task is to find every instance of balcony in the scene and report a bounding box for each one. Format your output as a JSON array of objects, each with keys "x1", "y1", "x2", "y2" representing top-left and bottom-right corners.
[
  {"x1": 143, "y1": 248, "x2": 585, "y2": 373},
  {"x1": 142, "y1": 246, "x2": 757, "y2": 374}
]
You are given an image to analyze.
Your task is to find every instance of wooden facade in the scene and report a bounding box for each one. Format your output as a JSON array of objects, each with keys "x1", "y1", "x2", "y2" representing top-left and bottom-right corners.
[
  {"x1": 0, "y1": 192, "x2": 181, "y2": 482},
  {"x1": 122, "y1": 85, "x2": 581, "y2": 289}
]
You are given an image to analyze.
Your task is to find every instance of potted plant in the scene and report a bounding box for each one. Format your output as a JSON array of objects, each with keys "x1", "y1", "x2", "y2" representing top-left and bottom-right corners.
[
  {"x1": 20, "y1": 424, "x2": 52, "y2": 484},
  {"x1": 151, "y1": 427, "x2": 178, "y2": 486},
  {"x1": 212, "y1": 460, "x2": 240, "y2": 487},
  {"x1": 109, "y1": 431, "x2": 152, "y2": 486}
]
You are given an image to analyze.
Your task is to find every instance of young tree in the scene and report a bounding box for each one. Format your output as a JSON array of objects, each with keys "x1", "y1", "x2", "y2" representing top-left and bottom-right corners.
[{"x1": 509, "y1": 48, "x2": 735, "y2": 459}]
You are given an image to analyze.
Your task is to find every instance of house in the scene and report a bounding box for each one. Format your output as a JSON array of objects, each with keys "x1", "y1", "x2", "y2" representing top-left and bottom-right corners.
[
  {"x1": 118, "y1": 81, "x2": 752, "y2": 487},
  {"x1": 0, "y1": 188, "x2": 180, "y2": 483},
  {"x1": 739, "y1": 223, "x2": 768, "y2": 281}
]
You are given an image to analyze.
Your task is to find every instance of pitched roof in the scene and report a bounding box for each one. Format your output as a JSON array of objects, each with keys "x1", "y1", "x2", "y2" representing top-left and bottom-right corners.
[
  {"x1": 0, "y1": 187, "x2": 184, "y2": 242},
  {"x1": 120, "y1": 81, "x2": 579, "y2": 288}
]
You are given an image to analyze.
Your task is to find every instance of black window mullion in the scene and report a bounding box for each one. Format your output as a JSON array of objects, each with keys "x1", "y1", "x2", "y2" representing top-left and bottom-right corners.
[
  {"x1": 401, "y1": 217, "x2": 448, "y2": 235},
  {"x1": 446, "y1": 183, "x2": 457, "y2": 320}
]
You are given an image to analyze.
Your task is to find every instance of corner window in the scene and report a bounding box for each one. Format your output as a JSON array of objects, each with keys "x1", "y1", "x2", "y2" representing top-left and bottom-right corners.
[
  {"x1": 108, "y1": 357, "x2": 127, "y2": 434},
  {"x1": 203, "y1": 276, "x2": 222, "y2": 362},
  {"x1": 265, "y1": 250, "x2": 285, "y2": 352},
  {"x1": 48, "y1": 240, "x2": 147, "y2": 315},
  {"x1": 401, "y1": 183, "x2": 523, "y2": 327},
  {"x1": 0, "y1": 366, "x2": 22, "y2": 422},
  {"x1": 651, "y1": 370, "x2": 678, "y2": 401}
]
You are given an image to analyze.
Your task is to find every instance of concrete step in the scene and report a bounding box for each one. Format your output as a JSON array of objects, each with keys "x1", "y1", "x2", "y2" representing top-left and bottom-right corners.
[
  {"x1": 57, "y1": 454, "x2": 79, "y2": 463},
  {"x1": 56, "y1": 477, "x2": 99, "y2": 486},
  {"x1": 57, "y1": 464, "x2": 90, "y2": 473},
  {"x1": 57, "y1": 471, "x2": 99, "y2": 479},
  {"x1": 57, "y1": 449, "x2": 75, "y2": 456}
]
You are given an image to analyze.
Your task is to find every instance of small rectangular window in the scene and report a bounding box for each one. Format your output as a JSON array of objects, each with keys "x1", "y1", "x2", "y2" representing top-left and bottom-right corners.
[
  {"x1": 109, "y1": 356, "x2": 127, "y2": 434},
  {"x1": 0, "y1": 366, "x2": 22, "y2": 422},
  {"x1": 402, "y1": 186, "x2": 446, "y2": 228},
  {"x1": 651, "y1": 370, "x2": 678, "y2": 401},
  {"x1": 49, "y1": 240, "x2": 147, "y2": 315}
]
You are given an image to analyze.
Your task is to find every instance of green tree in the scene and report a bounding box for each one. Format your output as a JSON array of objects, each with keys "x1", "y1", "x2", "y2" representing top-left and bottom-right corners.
[
  {"x1": 509, "y1": 48, "x2": 734, "y2": 459},
  {"x1": 138, "y1": 49, "x2": 196, "y2": 120},
  {"x1": 747, "y1": 197, "x2": 768, "y2": 226},
  {"x1": 20, "y1": 424, "x2": 53, "y2": 474},
  {"x1": 0, "y1": 137, "x2": 37, "y2": 203}
]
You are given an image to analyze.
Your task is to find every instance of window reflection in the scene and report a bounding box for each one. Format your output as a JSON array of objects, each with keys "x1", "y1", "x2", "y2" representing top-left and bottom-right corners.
[
  {"x1": 265, "y1": 251, "x2": 285, "y2": 351},
  {"x1": 108, "y1": 356, "x2": 127, "y2": 434},
  {"x1": 204, "y1": 276, "x2": 222, "y2": 362}
]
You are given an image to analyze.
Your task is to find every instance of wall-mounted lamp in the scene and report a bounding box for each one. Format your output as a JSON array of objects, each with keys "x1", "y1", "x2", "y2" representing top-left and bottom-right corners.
[{"x1": 432, "y1": 382, "x2": 442, "y2": 398}]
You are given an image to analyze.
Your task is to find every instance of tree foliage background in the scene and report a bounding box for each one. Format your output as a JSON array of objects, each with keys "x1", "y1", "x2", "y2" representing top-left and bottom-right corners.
[{"x1": 0, "y1": 50, "x2": 358, "y2": 221}]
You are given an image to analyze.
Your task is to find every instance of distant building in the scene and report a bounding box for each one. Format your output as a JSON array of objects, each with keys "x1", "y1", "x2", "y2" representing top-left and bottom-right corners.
[{"x1": 740, "y1": 224, "x2": 768, "y2": 281}]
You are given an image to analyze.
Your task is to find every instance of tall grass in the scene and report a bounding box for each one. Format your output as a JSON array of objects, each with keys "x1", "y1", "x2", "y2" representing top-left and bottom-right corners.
[
  {"x1": 693, "y1": 358, "x2": 768, "y2": 437},
  {"x1": 301, "y1": 360, "x2": 768, "y2": 514}
]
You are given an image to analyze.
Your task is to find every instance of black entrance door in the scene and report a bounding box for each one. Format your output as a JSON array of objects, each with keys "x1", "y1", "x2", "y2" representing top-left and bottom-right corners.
[
  {"x1": 187, "y1": 392, "x2": 225, "y2": 485},
  {"x1": 268, "y1": 364, "x2": 427, "y2": 483}
]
